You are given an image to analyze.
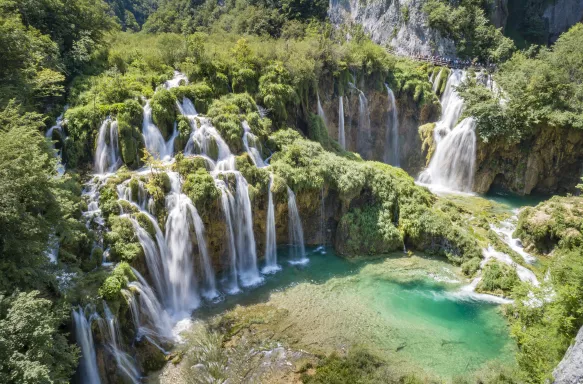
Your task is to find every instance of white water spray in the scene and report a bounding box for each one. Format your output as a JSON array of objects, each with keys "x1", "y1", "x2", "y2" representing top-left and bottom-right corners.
[
  {"x1": 384, "y1": 84, "x2": 400, "y2": 166},
  {"x1": 338, "y1": 96, "x2": 345, "y2": 149},
  {"x1": 94, "y1": 118, "x2": 121, "y2": 174},
  {"x1": 72, "y1": 307, "x2": 101, "y2": 384},
  {"x1": 287, "y1": 187, "x2": 308, "y2": 264},
  {"x1": 263, "y1": 175, "x2": 279, "y2": 273}
]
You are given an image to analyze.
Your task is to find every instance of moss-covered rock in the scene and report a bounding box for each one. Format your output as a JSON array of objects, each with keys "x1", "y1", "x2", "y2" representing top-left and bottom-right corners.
[
  {"x1": 104, "y1": 216, "x2": 143, "y2": 263},
  {"x1": 207, "y1": 93, "x2": 259, "y2": 153},
  {"x1": 336, "y1": 205, "x2": 403, "y2": 256},
  {"x1": 183, "y1": 168, "x2": 220, "y2": 216},
  {"x1": 515, "y1": 196, "x2": 583, "y2": 254},
  {"x1": 174, "y1": 153, "x2": 208, "y2": 177},
  {"x1": 476, "y1": 259, "x2": 519, "y2": 296},
  {"x1": 171, "y1": 82, "x2": 214, "y2": 114},
  {"x1": 150, "y1": 89, "x2": 177, "y2": 139},
  {"x1": 117, "y1": 112, "x2": 145, "y2": 169},
  {"x1": 98, "y1": 262, "x2": 136, "y2": 300}
]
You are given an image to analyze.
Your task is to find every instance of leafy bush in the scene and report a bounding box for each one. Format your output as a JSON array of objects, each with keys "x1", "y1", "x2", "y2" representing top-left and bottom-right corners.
[
  {"x1": 99, "y1": 261, "x2": 136, "y2": 300},
  {"x1": 150, "y1": 88, "x2": 177, "y2": 139}
]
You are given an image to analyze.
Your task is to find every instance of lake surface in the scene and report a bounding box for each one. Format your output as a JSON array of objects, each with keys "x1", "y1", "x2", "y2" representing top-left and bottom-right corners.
[{"x1": 193, "y1": 247, "x2": 516, "y2": 379}]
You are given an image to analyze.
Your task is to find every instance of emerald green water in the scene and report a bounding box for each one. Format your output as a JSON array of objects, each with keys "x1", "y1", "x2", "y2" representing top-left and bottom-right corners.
[
  {"x1": 485, "y1": 187, "x2": 548, "y2": 209},
  {"x1": 196, "y1": 247, "x2": 515, "y2": 380}
]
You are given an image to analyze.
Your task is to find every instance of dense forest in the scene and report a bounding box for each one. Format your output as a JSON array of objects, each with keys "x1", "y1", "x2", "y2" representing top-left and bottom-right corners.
[{"x1": 1, "y1": 0, "x2": 583, "y2": 383}]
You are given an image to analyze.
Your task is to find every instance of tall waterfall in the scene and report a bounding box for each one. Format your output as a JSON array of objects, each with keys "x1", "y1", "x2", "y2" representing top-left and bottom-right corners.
[
  {"x1": 287, "y1": 187, "x2": 308, "y2": 264},
  {"x1": 319, "y1": 187, "x2": 326, "y2": 253},
  {"x1": 262, "y1": 175, "x2": 279, "y2": 273},
  {"x1": 99, "y1": 303, "x2": 141, "y2": 383},
  {"x1": 418, "y1": 70, "x2": 476, "y2": 192},
  {"x1": 338, "y1": 96, "x2": 345, "y2": 149},
  {"x1": 384, "y1": 84, "x2": 400, "y2": 166},
  {"x1": 46, "y1": 111, "x2": 66, "y2": 175},
  {"x1": 218, "y1": 184, "x2": 239, "y2": 292},
  {"x1": 317, "y1": 92, "x2": 328, "y2": 129},
  {"x1": 94, "y1": 118, "x2": 121, "y2": 174},
  {"x1": 354, "y1": 87, "x2": 372, "y2": 159},
  {"x1": 142, "y1": 102, "x2": 174, "y2": 160},
  {"x1": 72, "y1": 307, "x2": 101, "y2": 384},
  {"x1": 434, "y1": 69, "x2": 466, "y2": 139},
  {"x1": 432, "y1": 69, "x2": 443, "y2": 93},
  {"x1": 242, "y1": 120, "x2": 267, "y2": 167},
  {"x1": 235, "y1": 173, "x2": 262, "y2": 285},
  {"x1": 419, "y1": 117, "x2": 477, "y2": 192}
]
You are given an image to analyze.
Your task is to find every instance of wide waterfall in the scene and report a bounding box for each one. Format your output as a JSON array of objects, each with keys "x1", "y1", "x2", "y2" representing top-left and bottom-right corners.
[
  {"x1": 94, "y1": 118, "x2": 121, "y2": 174},
  {"x1": 419, "y1": 117, "x2": 477, "y2": 192},
  {"x1": 72, "y1": 307, "x2": 101, "y2": 384},
  {"x1": 287, "y1": 187, "x2": 308, "y2": 264},
  {"x1": 338, "y1": 96, "x2": 345, "y2": 149},
  {"x1": 384, "y1": 84, "x2": 400, "y2": 166},
  {"x1": 262, "y1": 175, "x2": 279, "y2": 273}
]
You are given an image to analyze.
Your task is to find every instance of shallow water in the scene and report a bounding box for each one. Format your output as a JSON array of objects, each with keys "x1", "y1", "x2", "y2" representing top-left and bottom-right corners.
[
  {"x1": 194, "y1": 248, "x2": 515, "y2": 379},
  {"x1": 485, "y1": 188, "x2": 548, "y2": 210}
]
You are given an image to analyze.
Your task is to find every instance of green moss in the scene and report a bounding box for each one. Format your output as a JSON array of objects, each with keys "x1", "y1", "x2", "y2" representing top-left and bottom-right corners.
[
  {"x1": 336, "y1": 205, "x2": 403, "y2": 257},
  {"x1": 98, "y1": 262, "x2": 136, "y2": 300},
  {"x1": 145, "y1": 171, "x2": 171, "y2": 224},
  {"x1": 207, "y1": 93, "x2": 259, "y2": 152},
  {"x1": 136, "y1": 212, "x2": 156, "y2": 237},
  {"x1": 171, "y1": 82, "x2": 214, "y2": 114},
  {"x1": 173, "y1": 116, "x2": 192, "y2": 153},
  {"x1": 174, "y1": 153, "x2": 208, "y2": 177},
  {"x1": 104, "y1": 216, "x2": 143, "y2": 263},
  {"x1": 117, "y1": 112, "x2": 145, "y2": 168},
  {"x1": 476, "y1": 259, "x2": 520, "y2": 296},
  {"x1": 418, "y1": 123, "x2": 436, "y2": 166},
  {"x1": 235, "y1": 153, "x2": 270, "y2": 191},
  {"x1": 183, "y1": 168, "x2": 220, "y2": 215},
  {"x1": 150, "y1": 88, "x2": 177, "y2": 139}
]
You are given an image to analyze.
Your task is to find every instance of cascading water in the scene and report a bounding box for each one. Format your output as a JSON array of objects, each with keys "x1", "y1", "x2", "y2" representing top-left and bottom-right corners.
[
  {"x1": 98, "y1": 303, "x2": 141, "y2": 383},
  {"x1": 262, "y1": 175, "x2": 279, "y2": 273},
  {"x1": 164, "y1": 71, "x2": 188, "y2": 89},
  {"x1": 94, "y1": 118, "x2": 121, "y2": 174},
  {"x1": 46, "y1": 112, "x2": 66, "y2": 175},
  {"x1": 235, "y1": 173, "x2": 263, "y2": 285},
  {"x1": 317, "y1": 92, "x2": 328, "y2": 129},
  {"x1": 418, "y1": 70, "x2": 476, "y2": 192},
  {"x1": 418, "y1": 117, "x2": 477, "y2": 192},
  {"x1": 491, "y1": 214, "x2": 537, "y2": 264},
  {"x1": 432, "y1": 69, "x2": 443, "y2": 93},
  {"x1": 338, "y1": 96, "x2": 345, "y2": 149},
  {"x1": 217, "y1": 183, "x2": 240, "y2": 292},
  {"x1": 352, "y1": 84, "x2": 372, "y2": 160},
  {"x1": 482, "y1": 246, "x2": 539, "y2": 286},
  {"x1": 72, "y1": 307, "x2": 101, "y2": 384},
  {"x1": 384, "y1": 84, "x2": 400, "y2": 166},
  {"x1": 142, "y1": 102, "x2": 174, "y2": 160},
  {"x1": 287, "y1": 187, "x2": 308, "y2": 264},
  {"x1": 242, "y1": 120, "x2": 267, "y2": 167},
  {"x1": 319, "y1": 187, "x2": 326, "y2": 253},
  {"x1": 125, "y1": 268, "x2": 173, "y2": 341}
]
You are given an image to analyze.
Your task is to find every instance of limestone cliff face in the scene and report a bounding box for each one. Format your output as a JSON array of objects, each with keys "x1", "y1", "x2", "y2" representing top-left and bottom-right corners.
[
  {"x1": 489, "y1": 0, "x2": 509, "y2": 29},
  {"x1": 474, "y1": 125, "x2": 583, "y2": 195},
  {"x1": 553, "y1": 325, "x2": 583, "y2": 384},
  {"x1": 329, "y1": 0, "x2": 457, "y2": 58},
  {"x1": 316, "y1": 78, "x2": 439, "y2": 176},
  {"x1": 543, "y1": 0, "x2": 583, "y2": 43}
]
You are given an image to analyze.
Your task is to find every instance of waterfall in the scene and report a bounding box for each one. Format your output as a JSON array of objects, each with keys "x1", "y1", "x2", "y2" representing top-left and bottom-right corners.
[
  {"x1": 490, "y1": 212, "x2": 537, "y2": 264},
  {"x1": 317, "y1": 92, "x2": 328, "y2": 129},
  {"x1": 72, "y1": 307, "x2": 101, "y2": 384},
  {"x1": 235, "y1": 173, "x2": 262, "y2": 286},
  {"x1": 384, "y1": 84, "x2": 400, "y2": 167},
  {"x1": 242, "y1": 121, "x2": 267, "y2": 167},
  {"x1": 338, "y1": 97, "x2": 345, "y2": 149},
  {"x1": 482, "y1": 246, "x2": 539, "y2": 286},
  {"x1": 418, "y1": 70, "x2": 476, "y2": 192},
  {"x1": 94, "y1": 118, "x2": 121, "y2": 174},
  {"x1": 165, "y1": 172, "x2": 217, "y2": 311},
  {"x1": 262, "y1": 175, "x2": 279, "y2": 273},
  {"x1": 99, "y1": 303, "x2": 141, "y2": 384},
  {"x1": 218, "y1": 183, "x2": 240, "y2": 292},
  {"x1": 46, "y1": 111, "x2": 66, "y2": 175},
  {"x1": 164, "y1": 71, "x2": 188, "y2": 89},
  {"x1": 287, "y1": 187, "x2": 308, "y2": 264},
  {"x1": 142, "y1": 102, "x2": 173, "y2": 160},
  {"x1": 434, "y1": 70, "x2": 466, "y2": 139},
  {"x1": 351, "y1": 85, "x2": 372, "y2": 160},
  {"x1": 432, "y1": 69, "x2": 443, "y2": 93},
  {"x1": 418, "y1": 117, "x2": 477, "y2": 192},
  {"x1": 125, "y1": 268, "x2": 173, "y2": 342}
]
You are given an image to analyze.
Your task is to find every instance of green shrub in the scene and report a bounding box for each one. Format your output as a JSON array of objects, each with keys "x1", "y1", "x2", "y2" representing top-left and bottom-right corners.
[
  {"x1": 183, "y1": 168, "x2": 220, "y2": 215},
  {"x1": 150, "y1": 88, "x2": 177, "y2": 139},
  {"x1": 99, "y1": 261, "x2": 136, "y2": 300}
]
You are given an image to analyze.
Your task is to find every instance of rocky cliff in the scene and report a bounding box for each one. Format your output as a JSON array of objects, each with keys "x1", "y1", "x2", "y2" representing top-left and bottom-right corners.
[
  {"x1": 543, "y1": 0, "x2": 583, "y2": 43},
  {"x1": 329, "y1": 0, "x2": 457, "y2": 57},
  {"x1": 474, "y1": 125, "x2": 583, "y2": 195},
  {"x1": 553, "y1": 325, "x2": 583, "y2": 383}
]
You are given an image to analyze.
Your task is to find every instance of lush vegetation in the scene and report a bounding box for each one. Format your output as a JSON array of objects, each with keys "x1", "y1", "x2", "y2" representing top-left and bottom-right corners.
[
  {"x1": 423, "y1": 0, "x2": 515, "y2": 62},
  {"x1": 458, "y1": 24, "x2": 583, "y2": 143}
]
